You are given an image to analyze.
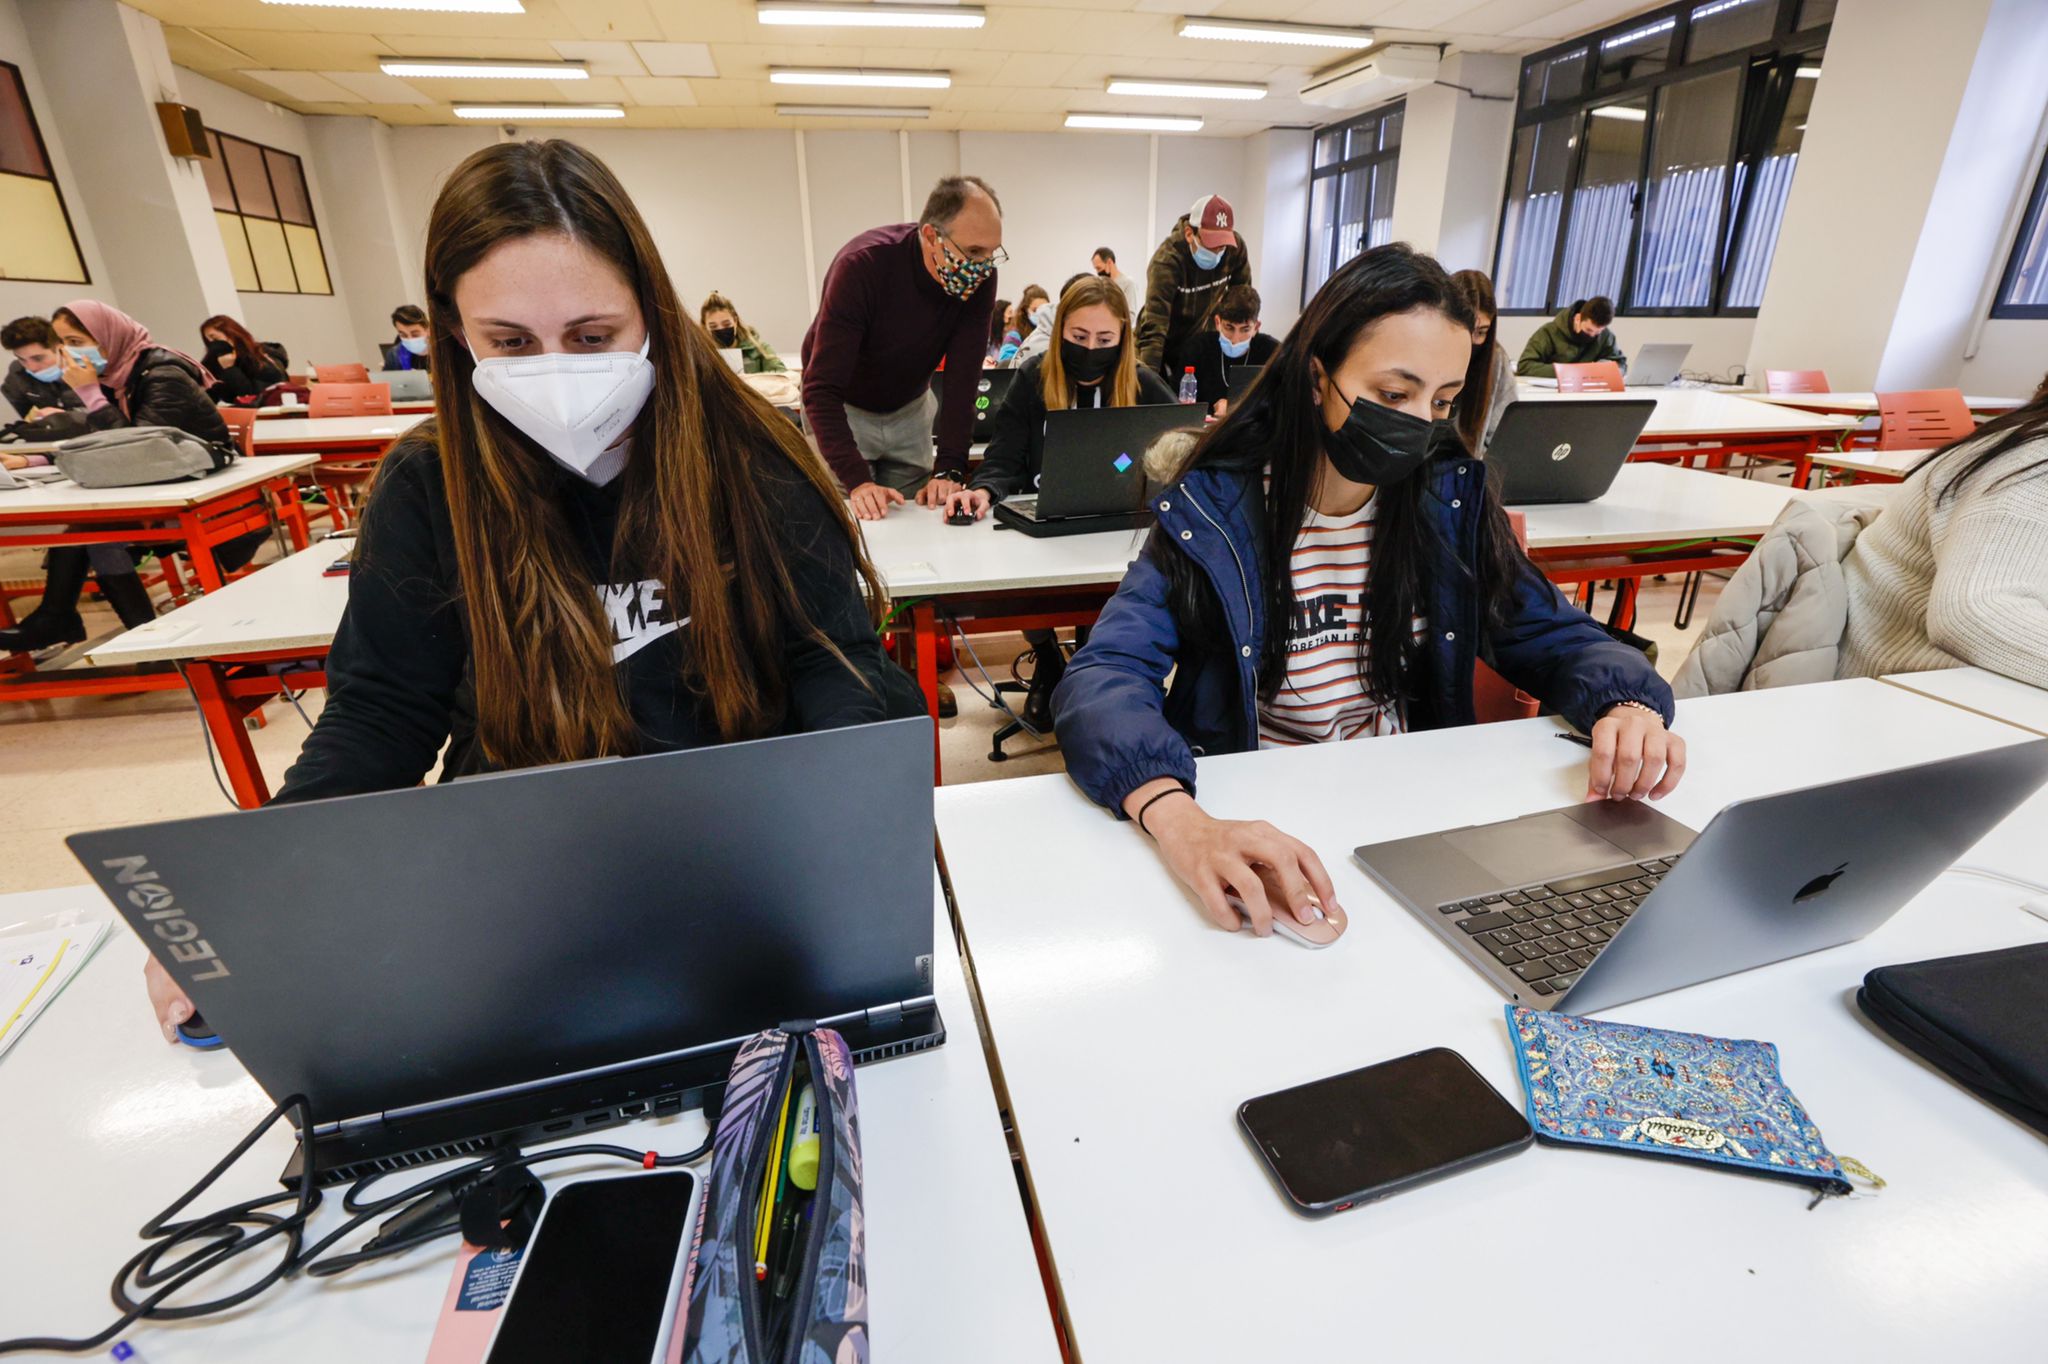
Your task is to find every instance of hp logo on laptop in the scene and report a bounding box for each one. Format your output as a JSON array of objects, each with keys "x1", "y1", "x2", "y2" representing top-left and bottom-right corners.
[{"x1": 1550, "y1": 442, "x2": 1573, "y2": 462}]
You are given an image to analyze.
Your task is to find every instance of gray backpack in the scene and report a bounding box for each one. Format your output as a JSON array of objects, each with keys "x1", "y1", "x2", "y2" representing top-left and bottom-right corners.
[{"x1": 52, "y1": 425, "x2": 234, "y2": 488}]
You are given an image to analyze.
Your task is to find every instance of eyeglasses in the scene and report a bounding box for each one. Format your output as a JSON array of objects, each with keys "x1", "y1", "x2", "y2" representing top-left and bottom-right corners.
[{"x1": 934, "y1": 226, "x2": 1008, "y2": 267}]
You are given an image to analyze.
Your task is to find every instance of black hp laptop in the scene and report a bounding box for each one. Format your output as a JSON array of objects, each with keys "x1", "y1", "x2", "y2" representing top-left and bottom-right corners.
[
  {"x1": 70, "y1": 717, "x2": 943, "y2": 1185},
  {"x1": 1354, "y1": 740, "x2": 2048, "y2": 1014},
  {"x1": 1224, "y1": 364, "x2": 1265, "y2": 399},
  {"x1": 1487, "y1": 398, "x2": 1655, "y2": 504},
  {"x1": 931, "y1": 367, "x2": 1016, "y2": 441},
  {"x1": 993, "y1": 403, "x2": 1195, "y2": 538}
]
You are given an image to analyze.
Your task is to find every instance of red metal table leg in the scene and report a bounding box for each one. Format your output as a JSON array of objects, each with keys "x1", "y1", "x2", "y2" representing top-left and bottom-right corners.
[
  {"x1": 913, "y1": 601, "x2": 944, "y2": 782},
  {"x1": 185, "y1": 662, "x2": 271, "y2": 808},
  {"x1": 272, "y1": 479, "x2": 311, "y2": 550},
  {"x1": 175, "y1": 509, "x2": 227, "y2": 592}
]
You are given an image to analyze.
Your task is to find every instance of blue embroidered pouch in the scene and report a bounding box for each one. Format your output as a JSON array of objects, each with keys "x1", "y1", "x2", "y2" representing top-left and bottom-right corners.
[{"x1": 1506, "y1": 1006, "x2": 1852, "y2": 1197}]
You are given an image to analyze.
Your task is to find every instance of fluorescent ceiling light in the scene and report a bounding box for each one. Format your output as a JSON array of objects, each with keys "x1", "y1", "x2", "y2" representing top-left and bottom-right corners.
[
  {"x1": 1795, "y1": 65, "x2": 1822, "y2": 78},
  {"x1": 454, "y1": 104, "x2": 624, "y2": 119},
  {"x1": 1105, "y1": 78, "x2": 1266, "y2": 101},
  {"x1": 1589, "y1": 105, "x2": 1647, "y2": 121},
  {"x1": 777, "y1": 104, "x2": 931, "y2": 118},
  {"x1": 770, "y1": 68, "x2": 951, "y2": 88},
  {"x1": 1175, "y1": 17, "x2": 1372, "y2": 48},
  {"x1": 1601, "y1": 16, "x2": 1675, "y2": 48},
  {"x1": 261, "y1": 0, "x2": 523, "y2": 12},
  {"x1": 1065, "y1": 112, "x2": 1204, "y2": 132},
  {"x1": 379, "y1": 59, "x2": 586, "y2": 79},
  {"x1": 757, "y1": 2, "x2": 985, "y2": 28}
]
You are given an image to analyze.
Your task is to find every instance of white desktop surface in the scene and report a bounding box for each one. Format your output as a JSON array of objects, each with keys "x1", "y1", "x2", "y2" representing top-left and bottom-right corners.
[
  {"x1": 1811, "y1": 447, "x2": 1923, "y2": 479},
  {"x1": 1512, "y1": 385, "x2": 1858, "y2": 437},
  {"x1": 859, "y1": 504, "x2": 1147, "y2": 596},
  {"x1": 0, "y1": 454, "x2": 317, "y2": 515},
  {"x1": 0, "y1": 882, "x2": 1057, "y2": 1363},
  {"x1": 250, "y1": 414, "x2": 428, "y2": 449},
  {"x1": 1513, "y1": 462, "x2": 1800, "y2": 549},
  {"x1": 1749, "y1": 391, "x2": 2023, "y2": 415},
  {"x1": 86, "y1": 543, "x2": 346, "y2": 666},
  {"x1": 937, "y1": 680, "x2": 2048, "y2": 1362},
  {"x1": 1885, "y1": 667, "x2": 2048, "y2": 738}
]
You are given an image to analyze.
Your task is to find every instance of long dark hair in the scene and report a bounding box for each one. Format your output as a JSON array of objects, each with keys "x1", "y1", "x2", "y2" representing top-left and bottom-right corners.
[
  {"x1": 1449, "y1": 269, "x2": 1497, "y2": 454},
  {"x1": 419, "y1": 139, "x2": 888, "y2": 768},
  {"x1": 1909, "y1": 386, "x2": 2048, "y2": 505},
  {"x1": 200, "y1": 315, "x2": 266, "y2": 377},
  {"x1": 1154, "y1": 242, "x2": 1524, "y2": 712}
]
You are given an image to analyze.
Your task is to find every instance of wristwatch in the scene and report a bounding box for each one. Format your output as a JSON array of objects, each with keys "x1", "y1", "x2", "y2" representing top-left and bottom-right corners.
[{"x1": 928, "y1": 469, "x2": 964, "y2": 485}]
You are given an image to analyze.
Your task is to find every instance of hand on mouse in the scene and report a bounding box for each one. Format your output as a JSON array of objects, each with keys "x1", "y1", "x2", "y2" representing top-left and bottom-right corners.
[
  {"x1": 1126, "y1": 780, "x2": 1346, "y2": 939},
  {"x1": 144, "y1": 955, "x2": 195, "y2": 1044},
  {"x1": 1586, "y1": 704, "x2": 1686, "y2": 802},
  {"x1": 942, "y1": 486, "x2": 991, "y2": 522}
]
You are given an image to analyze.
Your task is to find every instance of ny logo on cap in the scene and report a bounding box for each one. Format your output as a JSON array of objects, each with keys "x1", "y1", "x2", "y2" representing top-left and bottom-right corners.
[{"x1": 1216, "y1": 210, "x2": 1230, "y2": 227}]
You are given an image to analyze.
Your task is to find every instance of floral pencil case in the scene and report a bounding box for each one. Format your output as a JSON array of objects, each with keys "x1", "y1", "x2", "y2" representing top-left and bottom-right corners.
[{"x1": 1506, "y1": 1005, "x2": 1854, "y2": 1198}]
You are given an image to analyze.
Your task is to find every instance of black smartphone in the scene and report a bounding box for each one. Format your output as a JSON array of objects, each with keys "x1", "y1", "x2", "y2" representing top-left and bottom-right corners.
[
  {"x1": 484, "y1": 1169, "x2": 699, "y2": 1364},
  {"x1": 1237, "y1": 1047, "x2": 1532, "y2": 1216}
]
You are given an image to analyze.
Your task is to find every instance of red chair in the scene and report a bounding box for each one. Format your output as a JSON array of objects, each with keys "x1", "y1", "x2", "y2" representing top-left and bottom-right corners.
[
  {"x1": 307, "y1": 382, "x2": 393, "y2": 419},
  {"x1": 1475, "y1": 510, "x2": 1540, "y2": 723},
  {"x1": 313, "y1": 363, "x2": 370, "y2": 384},
  {"x1": 1876, "y1": 389, "x2": 1974, "y2": 451},
  {"x1": 1766, "y1": 368, "x2": 1830, "y2": 394},
  {"x1": 218, "y1": 405, "x2": 257, "y2": 458},
  {"x1": 1555, "y1": 361, "x2": 1625, "y2": 393}
]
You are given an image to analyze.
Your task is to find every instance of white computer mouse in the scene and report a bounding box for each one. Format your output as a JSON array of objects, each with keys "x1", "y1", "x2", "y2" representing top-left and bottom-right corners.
[{"x1": 1229, "y1": 894, "x2": 1343, "y2": 949}]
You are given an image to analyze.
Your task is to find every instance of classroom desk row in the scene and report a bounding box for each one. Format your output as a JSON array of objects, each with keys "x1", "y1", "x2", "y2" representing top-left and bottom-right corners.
[{"x1": 7, "y1": 675, "x2": 2047, "y2": 1360}]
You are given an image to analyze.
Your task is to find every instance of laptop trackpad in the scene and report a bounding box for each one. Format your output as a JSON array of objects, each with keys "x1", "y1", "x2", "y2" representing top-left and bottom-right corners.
[{"x1": 1443, "y1": 807, "x2": 1667, "y2": 886}]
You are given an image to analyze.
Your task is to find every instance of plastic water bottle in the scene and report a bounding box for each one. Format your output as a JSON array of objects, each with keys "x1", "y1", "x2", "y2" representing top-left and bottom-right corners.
[{"x1": 1177, "y1": 367, "x2": 1199, "y2": 404}]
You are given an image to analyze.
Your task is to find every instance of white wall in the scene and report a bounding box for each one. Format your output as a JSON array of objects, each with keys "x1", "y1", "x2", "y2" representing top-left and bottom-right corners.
[
  {"x1": 173, "y1": 67, "x2": 360, "y2": 367},
  {"x1": 304, "y1": 115, "x2": 418, "y2": 366},
  {"x1": 1958, "y1": 320, "x2": 2048, "y2": 398},
  {"x1": 0, "y1": 0, "x2": 113, "y2": 325},
  {"x1": 1235, "y1": 128, "x2": 1311, "y2": 335}
]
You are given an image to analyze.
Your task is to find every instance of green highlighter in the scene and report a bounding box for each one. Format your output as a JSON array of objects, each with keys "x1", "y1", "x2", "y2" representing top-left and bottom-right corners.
[{"x1": 788, "y1": 1083, "x2": 821, "y2": 1191}]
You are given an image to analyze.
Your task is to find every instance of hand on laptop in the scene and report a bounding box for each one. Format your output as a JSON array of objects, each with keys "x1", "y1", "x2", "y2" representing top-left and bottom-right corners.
[
  {"x1": 1128, "y1": 782, "x2": 1348, "y2": 940},
  {"x1": 940, "y1": 486, "x2": 991, "y2": 522},
  {"x1": 144, "y1": 956, "x2": 195, "y2": 1044},
  {"x1": 1586, "y1": 705, "x2": 1686, "y2": 802}
]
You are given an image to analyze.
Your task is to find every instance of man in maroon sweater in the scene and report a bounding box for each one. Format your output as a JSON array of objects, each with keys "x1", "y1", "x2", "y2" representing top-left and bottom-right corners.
[{"x1": 802, "y1": 176, "x2": 1003, "y2": 521}]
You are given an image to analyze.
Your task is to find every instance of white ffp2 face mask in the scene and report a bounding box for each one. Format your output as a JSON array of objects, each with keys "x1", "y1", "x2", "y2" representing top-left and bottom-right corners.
[{"x1": 470, "y1": 338, "x2": 655, "y2": 486}]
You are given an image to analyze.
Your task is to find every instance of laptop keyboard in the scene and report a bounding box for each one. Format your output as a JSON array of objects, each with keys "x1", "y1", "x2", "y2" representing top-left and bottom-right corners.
[{"x1": 1437, "y1": 859, "x2": 1679, "y2": 998}]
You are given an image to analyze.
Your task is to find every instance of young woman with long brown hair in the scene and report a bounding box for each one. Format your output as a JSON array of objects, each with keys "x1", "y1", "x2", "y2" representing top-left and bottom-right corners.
[
  {"x1": 197, "y1": 313, "x2": 288, "y2": 406},
  {"x1": 142, "y1": 139, "x2": 922, "y2": 1037}
]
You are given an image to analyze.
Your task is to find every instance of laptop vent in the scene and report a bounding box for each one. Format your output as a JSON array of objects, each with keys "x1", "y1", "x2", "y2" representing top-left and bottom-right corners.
[
  {"x1": 329, "y1": 1136, "x2": 494, "y2": 1184},
  {"x1": 856, "y1": 1033, "x2": 945, "y2": 1063}
]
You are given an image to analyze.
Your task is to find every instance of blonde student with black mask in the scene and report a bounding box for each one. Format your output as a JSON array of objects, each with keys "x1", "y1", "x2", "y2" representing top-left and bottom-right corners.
[
  {"x1": 142, "y1": 140, "x2": 923, "y2": 1039},
  {"x1": 1055, "y1": 245, "x2": 1685, "y2": 942}
]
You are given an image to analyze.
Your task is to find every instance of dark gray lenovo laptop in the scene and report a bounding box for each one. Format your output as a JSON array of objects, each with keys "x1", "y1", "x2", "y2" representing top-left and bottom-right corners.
[
  {"x1": 994, "y1": 403, "x2": 1195, "y2": 538},
  {"x1": 1488, "y1": 398, "x2": 1655, "y2": 505},
  {"x1": 69, "y1": 717, "x2": 943, "y2": 1185},
  {"x1": 1354, "y1": 741, "x2": 2048, "y2": 1014}
]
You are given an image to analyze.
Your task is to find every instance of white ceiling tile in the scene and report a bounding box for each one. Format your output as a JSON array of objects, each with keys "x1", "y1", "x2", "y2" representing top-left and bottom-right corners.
[
  {"x1": 322, "y1": 71, "x2": 434, "y2": 105},
  {"x1": 622, "y1": 77, "x2": 701, "y2": 106},
  {"x1": 634, "y1": 41, "x2": 720, "y2": 77},
  {"x1": 549, "y1": 41, "x2": 648, "y2": 76},
  {"x1": 240, "y1": 70, "x2": 365, "y2": 103}
]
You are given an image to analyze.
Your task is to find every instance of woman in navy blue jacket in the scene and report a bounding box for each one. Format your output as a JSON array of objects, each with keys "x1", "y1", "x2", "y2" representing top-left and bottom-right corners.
[{"x1": 1053, "y1": 244, "x2": 1685, "y2": 942}]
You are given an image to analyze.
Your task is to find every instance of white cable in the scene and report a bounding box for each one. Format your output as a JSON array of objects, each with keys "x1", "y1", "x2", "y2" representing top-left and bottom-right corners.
[
  {"x1": 940, "y1": 608, "x2": 1048, "y2": 741},
  {"x1": 1947, "y1": 865, "x2": 2048, "y2": 897}
]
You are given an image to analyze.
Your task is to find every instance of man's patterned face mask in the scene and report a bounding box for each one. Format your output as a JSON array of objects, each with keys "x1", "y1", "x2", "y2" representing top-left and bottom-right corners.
[{"x1": 932, "y1": 232, "x2": 996, "y2": 299}]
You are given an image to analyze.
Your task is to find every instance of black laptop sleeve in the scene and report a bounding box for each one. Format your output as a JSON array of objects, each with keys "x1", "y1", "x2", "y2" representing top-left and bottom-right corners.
[{"x1": 1856, "y1": 942, "x2": 2048, "y2": 1138}]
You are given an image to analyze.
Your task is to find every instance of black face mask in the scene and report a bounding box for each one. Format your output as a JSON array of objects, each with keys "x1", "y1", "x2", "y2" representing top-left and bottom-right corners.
[
  {"x1": 1060, "y1": 338, "x2": 1119, "y2": 384},
  {"x1": 204, "y1": 339, "x2": 233, "y2": 359},
  {"x1": 709, "y1": 325, "x2": 738, "y2": 348},
  {"x1": 1323, "y1": 386, "x2": 1438, "y2": 486}
]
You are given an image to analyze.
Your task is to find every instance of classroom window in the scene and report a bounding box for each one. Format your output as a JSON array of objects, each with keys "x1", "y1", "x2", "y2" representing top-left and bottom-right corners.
[
  {"x1": 1493, "y1": 0, "x2": 1824, "y2": 317},
  {"x1": 205, "y1": 129, "x2": 331, "y2": 296},
  {"x1": 0, "y1": 62, "x2": 87, "y2": 285},
  {"x1": 1993, "y1": 149, "x2": 2048, "y2": 319},
  {"x1": 1303, "y1": 102, "x2": 1403, "y2": 303}
]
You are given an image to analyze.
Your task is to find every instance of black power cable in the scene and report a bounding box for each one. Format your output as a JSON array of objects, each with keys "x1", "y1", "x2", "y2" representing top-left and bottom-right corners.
[{"x1": 0, "y1": 1094, "x2": 715, "y2": 1356}]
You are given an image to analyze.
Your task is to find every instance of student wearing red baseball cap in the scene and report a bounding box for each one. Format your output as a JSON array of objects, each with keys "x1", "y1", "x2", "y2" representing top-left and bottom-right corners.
[{"x1": 1136, "y1": 192, "x2": 1251, "y2": 384}]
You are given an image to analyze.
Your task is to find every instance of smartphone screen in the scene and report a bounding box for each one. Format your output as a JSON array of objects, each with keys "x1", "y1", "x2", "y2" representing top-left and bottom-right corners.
[
  {"x1": 1238, "y1": 1048, "x2": 1531, "y2": 1213},
  {"x1": 485, "y1": 1169, "x2": 698, "y2": 1364}
]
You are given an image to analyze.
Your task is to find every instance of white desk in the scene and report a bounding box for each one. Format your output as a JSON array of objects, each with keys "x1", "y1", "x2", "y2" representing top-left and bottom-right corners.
[
  {"x1": 860, "y1": 505, "x2": 1146, "y2": 596},
  {"x1": 86, "y1": 541, "x2": 346, "y2": 667},
  {"x1": 250, "y1": 414, "x2": 428, "y2": 456},
  {"x1": 938, "y1": 680, "x2": 2048, "y2": 1361},
  {"x1": 1885, "y1": 667, "x2": 2048, "y2": 738},
  {"x1": 1513, "y1": 385, "x2": 1858, "y2": 441},
  {"x1": 0, "y1": 883, "x2": 1058, "y2": 1363},
  {"x1": 1513, "y1": 462, "x2": 1800, "y2": 550},
  {"x1": 1749, "y1": 391, "x2": 2023, "y2": 417},
  {"x1": 1810, "y1": 446, "x2": 1921, "y2": 481},
  {"x1": 0, "y1": 453, "x2": 317, "y2": 515}
]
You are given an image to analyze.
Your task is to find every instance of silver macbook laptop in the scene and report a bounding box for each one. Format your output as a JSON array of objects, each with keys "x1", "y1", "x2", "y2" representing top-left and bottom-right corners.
[
  {"x1": 374, "y1": 369, "x2": 434, "y2": 402},
  {"x1": 1354, "y1": 740, "x2": 2048, "y2": 1014},
  {"x1": 1624, "y1": 342, "x2": 1691, "y2": 387}
]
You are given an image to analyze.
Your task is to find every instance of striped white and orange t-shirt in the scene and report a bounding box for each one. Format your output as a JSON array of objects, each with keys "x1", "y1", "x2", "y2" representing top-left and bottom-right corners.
[{"x1": 1256, "y1": 496, "x2": 1422, "y2": 748}]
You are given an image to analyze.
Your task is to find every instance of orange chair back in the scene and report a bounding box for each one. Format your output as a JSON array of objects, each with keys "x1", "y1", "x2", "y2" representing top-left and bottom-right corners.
[
  {"x1": 218, "y1": 405, "x2": 258, "y2": 458},
  {"x1": 307, "y1": 382, "x2": 394, "y2": 419},
  {"x1": 1765, "y1": 368, "x2": 1830, "y2": 394},
  {"x1": 1876, "y1": 389, "x2": 1974, "y2": 451},
  {"x1": 313, "y1": 363, "x2": 370, "y2": 384},
  {"x1": 1555, "y1": 361, "x2": 1625, "y2": 393}
]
